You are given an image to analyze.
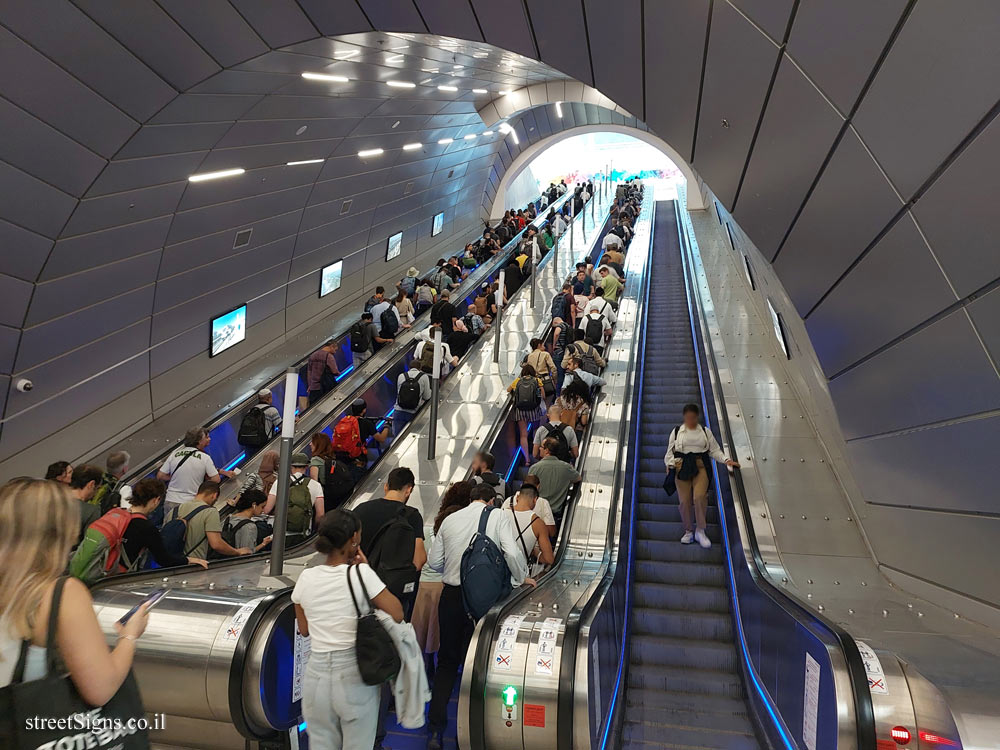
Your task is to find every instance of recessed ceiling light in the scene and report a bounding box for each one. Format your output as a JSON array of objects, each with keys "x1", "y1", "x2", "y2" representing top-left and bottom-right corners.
[
  {"x1": 302, "y1": 72, "x2": 349, "y2": 83},
  {"x1": 438, "y1": 85, "x2": 458, "y2": 92},
  {"x1": 387, "y1": 54, "x2": 404, "y2": 62},
  {"x1": 464, "y1": 134, "x2": 477, "y2": 140},
  {"x1": 358, "y1": 148, "x2": 384, "y2": 157},
  {"x1": 474, "y1": 53, "x2": 488, "y2": 58},
  {"x1": 286, "y1": 159, "x2": 324, "y2": 166},
  {"x1": 555, "y1": 101, "x2": 563, "y2": 118},
  {"x1": 482, "y1": 130, "x2": 494, "y2": 136},
  {"x1": 499, "y1": 90, "x2": 510, "y2": 95},
  {"x1": 453, "y1": 66, "x2": 464, "y2": 71},
  {"x1": 420, "y1": 79, "x2": 433, "y2": 84},
  {"x1": 334, "y1": 50, "x2": 358, "y2": 59},
  {"x1": 391, "y1": 120, "x2": 400, "y2": 129},
  {"x1": 189, "y1": 168, "x2": 245, "y2": 182},
  {"x1": 438, "y1": 138, "x2": 453, "y2": 145},
  {"x1": 498, "y1": 123, "x2": 512, "y2": 133},
  {"x1": 386, "y1": 80, "x2": 416, "y2": 88},
  {"x1": 403, "y1": 143, "x2": 422, "y2": 150},
  {"x1": 472, "y1": 89, "x2": 488, "y2": 94},
  {"x1": 390, "y1": 45, "x2": 409, "y2": 50},
  {"x1": 422, "y1": 68, "x2": 439, "y2": 73}
]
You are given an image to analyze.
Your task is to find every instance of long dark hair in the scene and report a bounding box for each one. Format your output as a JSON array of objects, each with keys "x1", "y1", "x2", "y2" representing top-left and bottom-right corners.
[
  {"x1": 561, "y1": 378, "x2": 591, "y2": 405},
  {"x1": 433, "y1": 480, "x2": 473, "y2": 533}
]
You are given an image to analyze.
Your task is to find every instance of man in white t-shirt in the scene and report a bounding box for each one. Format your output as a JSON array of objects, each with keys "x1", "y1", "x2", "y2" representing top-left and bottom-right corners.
[{"x1": 157, "y1": 427, "x2": 236, "y2": 519}]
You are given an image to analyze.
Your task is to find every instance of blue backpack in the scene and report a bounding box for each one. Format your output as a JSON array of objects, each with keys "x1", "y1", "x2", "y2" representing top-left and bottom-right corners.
[{"x1": 460, "y1": 506, "x2": 512, "y2": 620}]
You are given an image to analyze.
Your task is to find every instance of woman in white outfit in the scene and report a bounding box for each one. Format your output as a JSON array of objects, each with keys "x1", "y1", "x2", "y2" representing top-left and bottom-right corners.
[
  {"x1": 292, "y1": 509, "x2": 403, "y2": 749},
  {"x1": 506, "y1": 484, "x2": 554, "y2": 575}
]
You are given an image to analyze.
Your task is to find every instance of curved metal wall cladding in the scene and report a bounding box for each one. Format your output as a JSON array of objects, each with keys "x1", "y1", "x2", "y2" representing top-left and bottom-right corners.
[{"x1": 0, "y1": 1, "x2": 998, "y2": 608}]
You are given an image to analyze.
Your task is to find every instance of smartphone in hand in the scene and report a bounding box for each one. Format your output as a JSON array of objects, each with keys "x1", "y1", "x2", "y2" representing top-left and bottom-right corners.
[{"x1": 118, "y1": 588, "x2": 169, "y2": 625}]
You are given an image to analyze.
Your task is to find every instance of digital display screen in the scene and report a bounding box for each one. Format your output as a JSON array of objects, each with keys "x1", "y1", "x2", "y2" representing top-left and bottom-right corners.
[
  {"x1": 431, "y1": 211, "x2": 444, "y2": 237},
  {"x1": 210, "y1": 305, "x2": 246, "y2": 357},
  {"x1": 766, "y1": 298, "x2": 789, "y2": 359},
  {"x1": 320, "y1": 260, "x2": 343, "y2": 297},
  {"x1": 386, "y1": 231, "x2": 403, "y2": 261},
  {"x1": 742, "y1": 255, "x2": 755, "y2": 290}
]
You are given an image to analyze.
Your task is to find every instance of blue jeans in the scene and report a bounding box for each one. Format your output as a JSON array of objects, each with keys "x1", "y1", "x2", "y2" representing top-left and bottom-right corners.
[
  {"x1": 392, "y1": 408, "x2": 415, "y2": 437},
  {"x1": 302, "y1": 648, "x2": 379, "y2": 750}
]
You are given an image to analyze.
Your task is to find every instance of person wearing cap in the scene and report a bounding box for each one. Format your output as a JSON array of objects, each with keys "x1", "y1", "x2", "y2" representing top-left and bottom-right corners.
[
  {"x1": 399, "y1": 266, "x2": 420, "y2": 298},
  {"x1": 335, "y1": 398, "x2": 391, "y2": 482},
  {"x1": 577, "y1": 302, "x2": 614, "y2": 353},
  {"x1": 251, "y1": 388, "x2": 282, "y2": 441},
  {"x1": 264, "y1": 453, "x2": 325, "y2": 529}
]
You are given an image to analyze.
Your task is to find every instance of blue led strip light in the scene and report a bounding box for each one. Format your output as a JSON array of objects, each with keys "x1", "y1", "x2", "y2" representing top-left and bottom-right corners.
[
  {"x1": 223, "y1": 452, "x2": 246, "y2": 472},
  {"x1": 676, "y1": 201, "x2": 796, "y2": 749},
  {"x1": 335, "y1": 364, "x2": 354, "y2": 382}
]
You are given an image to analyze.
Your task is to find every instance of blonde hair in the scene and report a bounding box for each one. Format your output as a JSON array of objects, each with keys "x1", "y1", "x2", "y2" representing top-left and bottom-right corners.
[{"x1": 0, "y1": 479, "x2": 78, "y2": 639}]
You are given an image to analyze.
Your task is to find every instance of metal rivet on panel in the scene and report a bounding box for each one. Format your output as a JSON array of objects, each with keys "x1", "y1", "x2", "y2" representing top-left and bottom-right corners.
[
  {"x1": 848, "y1": 609, "x2": 855, "y2": 615},
  {"x1": 817, "y1": 605, "x2": 825, "y2": 611},
  {"x1": 917, "y1": 612, "x2": 924, "y2": 617},
  {"x1": 779, "y1": 514, "x2": 785, "y2": 519},
  {"x1": 162, "y1": 578, "x2": 169, "y2": 583},
  {"x1": 834, "y1": 581, "x2": 840, "y2": 585},
  {"x1": 781, "y1": 577, "x2": 788, "y2": 583},
  {"x1": 860, "y1": 581, "x2": 867, "y2": 586},
  {"x1": 807, "y1": 579, "x2": 813, "y2": 584},
  {"x1": 760, "y1": 513, "x2": 766, "y2": 518},
  {"x1": 552, "y1": 604, "x2": 559, "y2": 611},
  {"x1": 907, "y1": 603, "x2": 913, "y2": 609},
  {"x1": 181, "y1": 580, "x2": 188, "y2": 586},
  {"x1": 882, "y1": 609, "x2": 889, "y2": 617},
  {"x1": 807, "y1": 593, "x2": 813, "y2": 598},
  {"x1": 208, "y1": 582, "x2": 215, "y2": 589},
  {"x1": 824, "y1": 516, "x2": 830, "y2": 521},
  {"x1": 802, "y1": 515, "x2": 807, "y2": 520}
]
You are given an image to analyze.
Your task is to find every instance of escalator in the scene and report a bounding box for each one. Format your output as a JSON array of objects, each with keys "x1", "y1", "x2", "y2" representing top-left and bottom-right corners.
[{"x1": 624, "y1": 201, "x2": 760, "y2": 749}]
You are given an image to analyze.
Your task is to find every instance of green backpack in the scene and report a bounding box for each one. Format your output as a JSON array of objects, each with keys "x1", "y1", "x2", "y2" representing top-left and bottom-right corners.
[{"x1": 286, "y1": 475, "x2": 313, "y2": 534}]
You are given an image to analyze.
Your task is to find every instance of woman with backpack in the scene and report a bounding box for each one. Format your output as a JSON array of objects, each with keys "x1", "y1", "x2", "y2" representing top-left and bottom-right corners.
[
  {"x1": 220, "y1": 490, "x2": 272, "y2": 555},
  {"x1": 121, "y1": 478, "x2": 209, "y2": 571},
  {"x1": 393, "y1": 290, "x2": 415, "y2": 326},
  {"x1": 415, "y1": 279, "x2": 436, "y2": 315},
  {"x1": 292, "y1": 509, "x2": 403, "y2": 750},
  {"x1": 1, "y1": 479, "x2": 151, "y2": 710},
  {"x1": 507, "y1": 364, "x2": 547, "y2": 466}
]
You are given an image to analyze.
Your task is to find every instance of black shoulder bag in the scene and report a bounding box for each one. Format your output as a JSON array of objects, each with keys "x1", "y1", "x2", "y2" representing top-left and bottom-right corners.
[
  {"x1": 346, "y1": 565, "x2": 401, "y2": 685},
  {"x1": 0, "y1": 577, "x2": 150, "y2": 748}
]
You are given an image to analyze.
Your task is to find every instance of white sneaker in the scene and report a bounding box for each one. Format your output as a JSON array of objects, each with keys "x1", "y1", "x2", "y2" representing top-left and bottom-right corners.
[
  {"x1": 680, "y1": 531, "x2": 694, "y2": 544},
  {"x1": 695, "y1": 529, "x2": 711, "y2": 549}
]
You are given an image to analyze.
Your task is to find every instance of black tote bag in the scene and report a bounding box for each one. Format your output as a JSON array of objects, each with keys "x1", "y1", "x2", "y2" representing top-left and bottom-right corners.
[
  {"x1": 346, "y1": 565, "x2": 400, "y2": 685},
  {"x1": 0, "y1": 577, "x2": 150, "y2": 749}
]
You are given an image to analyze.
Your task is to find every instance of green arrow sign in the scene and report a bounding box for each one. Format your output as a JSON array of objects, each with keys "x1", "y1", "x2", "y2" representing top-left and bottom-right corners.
[{"x1": 502, "y1": 685, "x2": 518, "y2": 707}]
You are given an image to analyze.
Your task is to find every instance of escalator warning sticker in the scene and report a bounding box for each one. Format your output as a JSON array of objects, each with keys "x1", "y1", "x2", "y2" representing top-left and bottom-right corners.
[{"x1": 524, "y1": 704, "x2": 545, "y2": 728}]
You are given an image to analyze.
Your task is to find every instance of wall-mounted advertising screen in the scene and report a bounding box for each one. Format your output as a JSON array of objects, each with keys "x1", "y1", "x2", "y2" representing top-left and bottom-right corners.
[
  {"x1": 766, "y1": 298, "x2": 790, "y2": 359},
  {"x1": 386, "y1": 231, "x2": 403, "y2": 261},
  {"x1": 431, "y1": 211, "x2": 444, "y2": 237},
  {"x1": 320, "y1": 260, "x2": 343, "y2": 297},
  {"x1": 210, "y1": 305, "x2": 246, "y2": 357}
]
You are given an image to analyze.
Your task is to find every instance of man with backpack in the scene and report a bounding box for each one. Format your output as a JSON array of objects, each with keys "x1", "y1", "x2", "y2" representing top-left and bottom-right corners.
[
  {"x1": 425, "y1": 484, "x2": 532, "y2": 749},
  {"x1": 551, "y1": 283, "x2": 576, "y2": 327},
  {"x1": 364, "y1": 286, "x2": 385, "y2": 313},
  {"x1": 156, "y1": 427, "x2": 235, "y2": 525},
  {"x1": 237, "y1": 389, "x2": 282, "y2": 453},
  {"x1": 533, "y1": 405, "x2": 579, "y2": 462},
  {"x1": 306, "y1": 343, "x2": 341, "y2": 405},
  {"x1": 577, "y1": 301, "x2": 613, "y2": 353},
  {"x1": 429, "y1": 289, "x2": 458, "y2": 337},
  {"x1": 528, "y1": 438, "x2": 582, "y2": 523},
  {"x1": 393, "y1": 360, "x2": 432, "y2": 436},
  {"x1": 166, "y1": 481, "x2": 250, "y2": 560},
  {"x1": 332, "y1": 398, "x2": 391, "y2": 481},
  {"x1": 563, "y1": 328, "x2": 607, "y2": 374},
  {"x1": 349, "y1": 311, "x2": 390, "y2": 364},
  {"x1": 562, "y1": 356, "x2": 607, "y2": 392},
  {"x1": 89, "y1": 450, "x2": 132, "y2": 514},
  {"x1": 264, "y1": 454, "x2": 325, "y2": 544},
  {"x1": 369, "y1": 294, "x2": 402, "y2": 341}
]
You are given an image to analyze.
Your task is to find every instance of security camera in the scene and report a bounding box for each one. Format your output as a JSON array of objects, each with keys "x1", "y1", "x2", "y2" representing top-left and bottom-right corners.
[{"x1": 15, "y1": 378, "x2": 33, "y2": 393}]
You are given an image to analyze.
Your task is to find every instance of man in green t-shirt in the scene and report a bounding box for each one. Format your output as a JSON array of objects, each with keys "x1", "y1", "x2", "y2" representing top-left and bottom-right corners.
[
  {"x1": 176, "y1": 481, "x2": 251, "y2": 559},
  {"x1": 527, "y1": 438, "x2": 582, "y2": 519},
  {"x1": 599, "y1": 267, "x2": 623, "y2": 302}
]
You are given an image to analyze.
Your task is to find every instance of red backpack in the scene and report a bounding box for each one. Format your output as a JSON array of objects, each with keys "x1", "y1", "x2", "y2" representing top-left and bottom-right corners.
[
  {"x1": 68, "y1": 508, "x2": 143, "y2": 582},
  {"x1": 332, "y1": 416, "x2": 365, "y2": 459}
]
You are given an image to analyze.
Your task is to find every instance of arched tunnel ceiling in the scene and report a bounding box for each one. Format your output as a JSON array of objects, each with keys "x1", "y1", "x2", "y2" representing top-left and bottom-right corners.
[{"x1": 0, "y1": 0, "x2": 998, "y2": 533}]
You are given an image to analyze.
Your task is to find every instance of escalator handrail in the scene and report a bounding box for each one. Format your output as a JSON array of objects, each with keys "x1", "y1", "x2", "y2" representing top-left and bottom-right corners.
[
  {"x1": 101, "y1": 186, "x2": 573, "y2": 490},
  {"x1": 673, "y1": 201, "x2": 877, "y2": 750}
]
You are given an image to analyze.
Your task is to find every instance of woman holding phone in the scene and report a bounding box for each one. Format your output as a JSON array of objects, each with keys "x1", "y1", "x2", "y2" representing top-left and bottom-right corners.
[
  {"x1": 0, "y1": 478, "x2": 150, "y2": 704},
  {"x1": 292, "y1": 509, "x2": 403, "y2": 749}
]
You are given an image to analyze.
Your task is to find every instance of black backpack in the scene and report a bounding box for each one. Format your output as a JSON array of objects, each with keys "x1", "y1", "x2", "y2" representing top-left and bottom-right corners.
[
  {"x1": 237, "y1": 405, "x2": 269, "y2": 449},
  {"x1": 550, "y1": 292, "x2": 567, "y2": 320},
  {"x1": 349, "y1": 321, "x2": 367, "y2": 352},
  {"x1": 367, "y1": 506, "x2": 419, "y2": 601},
  {"x1": 364, "y1": 295, "x2": 379, "y2": 313},
  {"x1": 540, "y1": 423, "x2": 573, "y2": 463},
  {"x1": 397, "y1": 371, "x2": 425, "y2": 411},
  {"x1": 320, "y1": 457, "x2": 355, "y2": 512},
  {"x1": 213, "y1": 517, "x2": 270, "y2": 559},
  {"x1": 584, "y1": 315, "x2": 604, "y2": 346},
  {"x1": 380, "y1": 308, "x2": 399, "y2": 338},
  {"x1": 570, "y1": 342, "x2": 600, "y2": 375},
  {"x1": 160, "y1": 504, "x2": 212, "y2": 557},
  {"x1": 515, "y1": 377, "x2": 541, "y2": 411}
]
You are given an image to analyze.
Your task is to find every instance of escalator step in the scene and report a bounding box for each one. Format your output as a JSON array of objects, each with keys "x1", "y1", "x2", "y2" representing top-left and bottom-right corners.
[
  {"x1": 627, "y1": 664, "x2": 745, "y2": 699},
  {"x1": 622, "y1": 721, "x2": 758, "y2": 750},
  {"x1": 629, "y1": 634, "x2": 738, "y2": 671},
  {"x1": 633, "y1": 582, "x2": 729, "y2": 613},
  {"x1": 631, "y1": 608, "x2": 733, "y2": 642},
  {"x1": 624, "y1": 689, "x2": 751, "y2": 717},
  {"x1": 634, "y1": 560, "x2": 726, "y2": 587},
  {"x1": 634, "y1": 540, "x2": 724, "y2": 564}
]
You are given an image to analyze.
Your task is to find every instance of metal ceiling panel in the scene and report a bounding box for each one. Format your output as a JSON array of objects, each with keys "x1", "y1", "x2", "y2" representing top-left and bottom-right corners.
[
  {"x1": 230, "y1": 0, "x2": 318, "y2": 48},
  {"x1": 0, "y1": 161, "x2": 77, "y2": 239},
  {"x1": 348, "y1": 113, "x2": 433, "y2": 136},
  {"x1": 73, "y1": 0, "x2": 221, "y2": 91},
  {"x1": 968, "y1": 289, "x2": 1000, "y2": 366},
  {"x1": 216, "y1": 117, "x2": 358, "y2": 148},
  {"x1": 413, "y1": 0, "x2": 483, "y2": 41},
  {"x1": 0, "y1": 274, "x2": 32, "y2": 329},
  {"x1": 524, "y1": 0, "x2": 594, "y2": 87},
  {"x1": 150, "y1": 93, "x2": 263, "y2": 125},
  {"x1": 911, "y1": 113, "x2": 1000, "y2": 299},
  {"x1": 0, "y1": 325, "x2": 18, "y2": 375},
  {"x1": 117, "y1": 122, "x2": 232, "y2": 159},
  {"x1": 846, "y1": 414, "x2": 1000, "y2": 515},
  {"x1": 308, "y1": 166, "x2": 390, "y2": 207},
  {"x1": 852, "y1": 0, "x2": 1000, "y2": 199},
  {"x1": 356, "y1": 0, "x2": 428, "y2": 33},
  {"x1": 178, "y1": 164, "x2": 316, "y2": 211},
  {"x1": 0, "y1": 220, "x2": 52, "y2": 282},
  {"x1": 828, "y1": 310, "x2": 1000, "y2": 439},
  {"x1": 0, "y1": 26, "x2": 137, "y2": 157},
  {"x1": 297, "y1": 209, "x2": 377, "y2": 256},
  {"x1": 200, "y1": 140, "x2": 343, "y2": 171},
  {"x1": 692, "y1": 0, "x2": 778, "y2": 209},
  {"x1": 41, "y1": 216, "x2": 172, "y2": 281},
  {"x1": 189, "y1": 70, "x2": 296, "y2": 95},
  {"x1": 158, "y1": 0, "x2": 269, "y2": 68},
  {"x1": 16, "y1": 288, "x2": 152, "y2": 371},
  {"x1": 0, "y1": 97, "x2": 106, "y2": 197},
  {"x1": 774, "y1": 127, "x2": 902, "y2": 314},
  {"x1": 244, "y1": 94, "x2": 383, "y2": 120},
  {"x1": 0, "y1": 0, "x2": 175, "y2": 121},
  {"x1": 235, "y1": 50, "x2": 351, "y2": 75},
  {"x1": 806, "y1": 213, "x2": 958, "y2": 377},
  {"x1": 584, "y1": 0, "x2": 642, "y2": 119},
  {"x1": 728, "y1": 0, "x2": 795, "y2": 43},
  {"x1": 786, "y1": 0, "x2": 906, "y2": 115},
  {"x1": 295, "y1": 0, "x2": 373, "y2": 36},
  {"x1": 25, "y1": 252, "x2": 160, "y2": 327},
  {"x1": 733, "y1": 57, "x2": 843, "y2": 258},
  {"x1": 62, "y1": 182, "x2": 185, "y2": 238},
  {"x1": 165, "y1": 184, "x2": 312, "y2": 245},
  {"x1": 87, "y1": 152, "x2": 207, "y2": 197},
  {"x1": 467, "y1": 0, "x2": 536, "y2": 58}
]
